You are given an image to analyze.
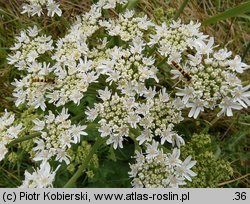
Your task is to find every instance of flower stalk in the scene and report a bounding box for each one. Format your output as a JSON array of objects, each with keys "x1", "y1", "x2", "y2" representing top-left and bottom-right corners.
[
  {"x1": 64, "y1": 137, "x2": 105, "y2": 188},
  {"x1": 7, "y1": 132, "x2": 40, "y2": 148}
]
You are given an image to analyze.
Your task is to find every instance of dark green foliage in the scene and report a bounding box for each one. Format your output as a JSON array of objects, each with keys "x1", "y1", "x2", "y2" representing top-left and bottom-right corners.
[{"x1": 87, "y1": 144, "x2": 134, "y2": 187}]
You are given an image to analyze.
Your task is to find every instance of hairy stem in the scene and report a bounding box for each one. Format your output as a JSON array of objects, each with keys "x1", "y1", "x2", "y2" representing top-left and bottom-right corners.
[{"x1": 7, "y1": 132, "x2": 40, "y2": 147}]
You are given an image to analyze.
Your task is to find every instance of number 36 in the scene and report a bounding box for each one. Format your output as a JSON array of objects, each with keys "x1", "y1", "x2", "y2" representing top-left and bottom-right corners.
[{"x1": 234, "y1": 192, "x2": 246, "y2": 200}]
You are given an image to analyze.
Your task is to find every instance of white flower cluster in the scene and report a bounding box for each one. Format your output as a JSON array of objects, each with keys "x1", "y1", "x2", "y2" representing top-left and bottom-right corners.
[
  {"x1": 129, "y1": 141, "x2": 196, "y2": 188},
  {"x1": 52, "y1": 5, "x2": 102, "y2": 65},
  {"x1": 11, "y1": 62, "x2": 55, "y2": 111},
  {"x1": 149, "y1": 20, "x2": 206, "y2": 62},
  {"x1": 20, "y1": 161, "x2": 59, "y2": 188},
  {"x1": 21, "y1": 0, "x2": 62, "y2": 17},
  {"x1": 101, "y1": 10, "x2": 152, "y2": 42},
  {"x1": 0, "y1": 110, "x2": 23, "y2": 161},
  {"x1": 86, "y1": 88, "x2": 139, "y2": 149},
  {"x1": 173, "y1": 48, "x2": 250, "y2": 118},
  {"x1": 8, "y1": 26, "x2": 55, "y2": 111},
  {"x1": 46, "y1": 5, "x2": 102, "y2": 106},
  {"x1": 47, "y1": 58, "x2": 99, "y2": 106},
  {"x1": 137, "y1": 88, "x2": 185, "y2": 147},
  {"x1": 7, "y1": 26, "x2": 53, "y2": 70},
  {"x1": 97, "y1": 43, "x2": 158, "y2": 94},
  {"x1": 86, "y1": 87, "x2": 185, "y2": 149},
  {"x1": 32, "y1": 108, "x2": 87, "y2": 164}
]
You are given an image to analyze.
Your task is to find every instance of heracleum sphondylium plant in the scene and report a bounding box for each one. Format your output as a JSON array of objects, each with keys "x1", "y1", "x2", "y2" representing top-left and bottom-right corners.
[{"x1": 2, "y1": 0, "x2": 249, "y2": 187}]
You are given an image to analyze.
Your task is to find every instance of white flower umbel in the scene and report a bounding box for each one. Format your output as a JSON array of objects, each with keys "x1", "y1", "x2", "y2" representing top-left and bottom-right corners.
[
  {"x1": 129, "y1": 140, "x2": 196, "y2": 188},
  {"x1": 86, "y1": 88, "x2": 140, "y2": 149},
  {"x1": 21, "y1": 0, "x2": 62, "y2": 17},
  {"x1": 52, "y1": 5, "x2": 102, "y2": 66},
  {"x1": 97, "y1": 45, "x2": 158, "y2": 96},
  {"x1": 20, "y1": 161, "x2": 60, "y2": 188},
  {"x1": 174, "y1": 49, "x2": 250, "y2": 118},
  {"x1": 47, "y1": 58, "x2": 99, "y2": 106},
  {"x1": 137, "y1": 88, "x2": 184, "y2": 147},
  {"x1": 7, "y1": 26, "x2": 53, "y2": 70},
  {"x1": 11, "y1": 62, "x2": 55, "y2": 111},
  {"x1": 32, "y1": 108, "x2": 87, "y2": 164},
  {"x1": 101, "y1": 10, "x2": 153, "y2": 42},
  {"x1": 0, "y1": 110, "x2": 23, "y2": 161},
  {"x1": 8, "y1": 26, "x2": 56, "y2": 111},
  {"x1": 150, "y1": 20, "x2": 207, "y2": 62}
]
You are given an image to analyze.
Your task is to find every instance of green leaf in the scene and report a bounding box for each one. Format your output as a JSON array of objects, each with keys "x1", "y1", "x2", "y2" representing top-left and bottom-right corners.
[
  {"x1": 0, "y1": 47, "x2": 10, "y2": 50},
  {"x1": 238, "y1": 14, "x2": 250, "y2": 21},
  {"x1": 88, "y1": 160, "x2": 130, "y2": 187},
  {"x1": 202, "y1": 1, "x2": 250, "y2": 25},
  {"x1": 108, "y1": 146, "x2": 117, "y2": 162},
  {"x1": 214, "y1": 144, "x2": 221, "y2": 159}
]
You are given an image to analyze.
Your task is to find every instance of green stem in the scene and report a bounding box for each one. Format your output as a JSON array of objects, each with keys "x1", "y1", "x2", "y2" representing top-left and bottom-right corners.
[
  {"x1": 64, "y1": 137, "x2": 105, "y2": 188},
  {"x1": 7, "y1": 132, "x2": 40, "y2": 147},
  {"x1": 156, "y1": 57, "x2": 167, "y2": 67},
  {"x1": 173, "y1": 0, "x2": 190, "y2": 20},
  {"x1": 129, "y1": 129, "x2": 141, "y2": 151},
  {"x1": 71, "y1": 113, "x2": 86, "y2": 123},
  {"x1": 147, "y1": 45, "x2": 157, "y2": 56}
]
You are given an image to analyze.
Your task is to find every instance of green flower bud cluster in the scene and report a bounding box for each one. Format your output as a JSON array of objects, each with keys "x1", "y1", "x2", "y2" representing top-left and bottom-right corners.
[
  {"x1": 67, "y1": 141, "x2": 99, "y2": 175},
  {"x1": 18, "y1": 108, "x2": 40, "y2": 152},
  {"x1": 7, "y1": 152, "x2": 19, "y2": 164},
  {"x1": 181, "y1": 133, "x2": 233, "y2": 187},
  {"x1": 153, "y1": 7, "x2": 176, "y2": 24}
]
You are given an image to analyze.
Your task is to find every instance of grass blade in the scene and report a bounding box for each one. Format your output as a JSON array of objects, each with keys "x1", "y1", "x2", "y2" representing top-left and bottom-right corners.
[
  {"x1": 173, "y1": 0, "x2": 190, "y2": 20},
  {"x1": 202, "y1": 1, "x2": 250, "y2": 26}
]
